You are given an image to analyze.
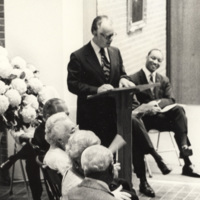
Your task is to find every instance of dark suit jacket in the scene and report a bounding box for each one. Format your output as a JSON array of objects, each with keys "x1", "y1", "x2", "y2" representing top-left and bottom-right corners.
[
  {"x1": 67, "y1": 42, "x2": 128, "y2": 146},
  {"x1": 67, "y1": 179, "x2": 117, "y2": 200},
  {"x1": 129, "y1": 69, "x2": 175, "y2": 109}
]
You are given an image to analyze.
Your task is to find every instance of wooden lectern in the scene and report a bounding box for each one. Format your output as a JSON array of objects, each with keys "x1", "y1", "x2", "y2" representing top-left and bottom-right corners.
[{"x1": 88, "y1": 83, "x2": 159, "y2": 187}]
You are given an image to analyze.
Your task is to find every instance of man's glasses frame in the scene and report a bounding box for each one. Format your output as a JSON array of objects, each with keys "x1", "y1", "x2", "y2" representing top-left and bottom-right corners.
[{"x1": 100, "y1": 32, "x2": 117, "y2": 40}]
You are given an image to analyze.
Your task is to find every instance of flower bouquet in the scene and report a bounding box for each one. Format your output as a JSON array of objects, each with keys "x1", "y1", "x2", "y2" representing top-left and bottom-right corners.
[{"x1": 0, "y1": 46, "x2": 59, "y2": 144}]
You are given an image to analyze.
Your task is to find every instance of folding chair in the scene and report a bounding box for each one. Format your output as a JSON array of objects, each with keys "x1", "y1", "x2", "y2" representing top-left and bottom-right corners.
[
  {"x1": 36, "y1": 156, "x2": 62, "y2": 200},
  {"x1": 145, "y1": 130, "x2": 182, "y2": 178}
]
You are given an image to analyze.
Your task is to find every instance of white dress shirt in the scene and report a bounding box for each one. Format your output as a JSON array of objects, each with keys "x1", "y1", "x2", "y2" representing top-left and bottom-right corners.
[{"x1": 91, "y1": 40, "x2": 110, "y2": 65}]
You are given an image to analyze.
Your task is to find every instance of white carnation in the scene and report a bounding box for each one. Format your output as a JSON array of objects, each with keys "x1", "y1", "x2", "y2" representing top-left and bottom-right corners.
[
  {"x1": 0, "y1": 46, "x2": 8, "y2": 57},
  {"x1": 0, "y1": 60, "x2": 13, "y2": 79},
  {"x1": 38, "y1": 85, "x2": 60, "y2": 105},
  {"x1": 23, "y1": 68, "x2": 34, "y2": 80},
  {"x1": 0, "y1": 80, "x2": 7, "y2": 94},
  {"x1": 11, "y1": 56, "x2": 26, "y2": 70},
  {"x1": 5, "y1": 89, "x2": 21, "y2": 107},
  {"x1": 23, "y1": 94, "x2": 39, "y2": 110},
  {"x1": 21, "y1": 106, "x2": 37, "y2": 123},
  {"x1": 11, "y1": 78, "x2": 27, "y2": 95},
  {"x1": 28, "y1": 77, "x2": 43, "y2": 94},
  {"x1": 0, "y1": 95, "x2": 9, "y2": 114}
]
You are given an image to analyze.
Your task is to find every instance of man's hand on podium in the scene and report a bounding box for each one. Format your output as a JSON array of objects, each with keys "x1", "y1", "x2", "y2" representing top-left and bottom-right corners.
[
  {"x1": 119, "y1": 78, "x2": 135, "y2": 88},
  {"x1": 97, "y1": 84, "x2": 114, "y2": 93}
]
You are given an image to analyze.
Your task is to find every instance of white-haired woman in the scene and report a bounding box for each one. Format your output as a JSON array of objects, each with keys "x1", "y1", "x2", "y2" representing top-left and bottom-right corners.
[{"x1": 43, "y1": 112, "x2": 78, "y2": 175}]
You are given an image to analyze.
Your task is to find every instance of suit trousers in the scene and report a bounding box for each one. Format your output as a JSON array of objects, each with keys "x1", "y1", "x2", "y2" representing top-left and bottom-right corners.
[
  {"x1": 142, "y1": 105, "x2": 190, "y2": 151},
  {"x1": 132, "y1": 116, "x2": 156, "y2": 178}
]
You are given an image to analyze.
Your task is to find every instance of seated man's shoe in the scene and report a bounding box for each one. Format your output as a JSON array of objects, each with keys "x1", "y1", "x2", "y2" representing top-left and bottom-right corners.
[
  {"x1": 182, "y1": 164, "x2": 200, "y2": 178},
  {"x1": 139, "y1": 180, "x2": 155, "y2": 197},
  {"x1": 157, "y1": 159, "x2": 172, "y2": 175},
  {"x1": 180, "y1": 146, "x2": 193, "y2": 158}
]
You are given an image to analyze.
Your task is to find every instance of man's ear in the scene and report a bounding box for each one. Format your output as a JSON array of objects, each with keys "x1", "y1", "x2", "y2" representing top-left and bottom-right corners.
[{"x1": 108, "y1": 163, "x2": 114, "y2": 175}]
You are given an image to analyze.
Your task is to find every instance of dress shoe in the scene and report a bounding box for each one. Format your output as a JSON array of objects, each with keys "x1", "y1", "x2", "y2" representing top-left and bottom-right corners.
[
  {"x1": 182, "y1": 164, "x2": 200, "y2": 178},
  {"x1": 180, "y1": 146, "x2": 193, "y2": 158},
  {"x1": 157, "y1": 159, "x2": 172, "y2": 175},
  {"x1": 139, "y1": 180, "x2": 155, "y2": 197}
]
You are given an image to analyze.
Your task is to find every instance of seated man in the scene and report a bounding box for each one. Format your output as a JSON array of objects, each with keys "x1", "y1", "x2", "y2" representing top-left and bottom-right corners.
[
  {"x1": 62, "y1": 130, "x2": 138, "y2": 200},
  {"x1": 67, "y1": 145, "x2": 122, "y2": 200},
  {"x1": 129, "y1": 49, "x2": 200, "y2": 187},
  {"x1": 43, "y1": 112, "x2": 78, "y2": 175}
]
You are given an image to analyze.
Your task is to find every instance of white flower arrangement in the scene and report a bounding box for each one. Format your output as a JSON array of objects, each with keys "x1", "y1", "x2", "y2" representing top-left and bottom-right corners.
[
  {"x1": 0, "y1": 60, "x2": 13, "y2": 79},
  {"x1": 27, "y1": 77, "x2": 43, "y2": 94},
  {"x1": 0, "y1": 80, "x2": 7, "y2": 94},
  {"x1": 0, "y1": 47, "x2": 60, "y2": 142},
  {"x1": 20, "y1": 106, "x2": 37, "y2": 124},
  {"x1": 5, "y1": 89, "x2": 22, "y2": 107},
  {"x1": 38, "y1": 85, "x2": 60, "y2": 105},
  {"x1": 0, "y1": 95, "x2": 9, "y2": 115},
  {"x1": 11, "y1": 56, "x2": 27, "y2": 70},
  {"x1": 11, "y1": 78, "x2": 27, "y2": 95},
  {"x1": 23, "y1": 94, "x2": 39, "y2": 110}
]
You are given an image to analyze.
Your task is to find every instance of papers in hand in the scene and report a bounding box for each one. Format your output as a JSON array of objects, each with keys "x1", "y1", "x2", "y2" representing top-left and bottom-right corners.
[{"x1": 158, "y1": 103, "x2": 177, "y2": 113}]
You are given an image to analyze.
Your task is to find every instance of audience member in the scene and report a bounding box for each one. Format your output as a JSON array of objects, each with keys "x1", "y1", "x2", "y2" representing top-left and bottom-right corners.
[
  {"x1": 66, "y1": 145, "x2": 121, "y2": 200},
  {"x1": 0, "y1": 98, "x2": 70, "y2": 200},
  {"x1": 62, "y1": 130, "x2": 138, "y2": 200},
  {"x1": 67, "y1": 15, "x2": 134, "y2": 147},
  {"x1": 43, "y1": 112, "x2": 77, "y2": 175}
]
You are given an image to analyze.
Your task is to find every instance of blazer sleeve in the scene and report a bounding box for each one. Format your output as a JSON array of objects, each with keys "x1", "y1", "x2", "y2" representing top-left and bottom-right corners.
[
  {"x1": 67, "y1": 53, "x2": 98, "y2": 96},
  {"x1": 158, "y1": 76, "x2": 176, "y2": 108}
]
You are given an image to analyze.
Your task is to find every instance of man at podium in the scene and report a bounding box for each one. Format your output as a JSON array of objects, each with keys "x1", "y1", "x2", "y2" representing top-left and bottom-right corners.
[{"x1": 67, "y1": 15, "x2": 134, "y2": 147}]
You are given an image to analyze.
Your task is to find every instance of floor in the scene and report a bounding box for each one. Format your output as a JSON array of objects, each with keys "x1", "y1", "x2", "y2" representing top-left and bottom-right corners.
[{"x1": 0, "y1": 105, "x2": 200, "y2": 200}]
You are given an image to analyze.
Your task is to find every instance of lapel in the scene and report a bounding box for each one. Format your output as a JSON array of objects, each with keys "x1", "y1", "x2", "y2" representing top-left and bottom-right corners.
[{"x1": 85, "y1": 42, "x2": 106, "y2": 81}]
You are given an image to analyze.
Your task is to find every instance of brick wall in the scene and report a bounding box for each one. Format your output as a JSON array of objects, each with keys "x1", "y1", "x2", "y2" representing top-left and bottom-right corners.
[
  {"x1": 0, "y1": 0, "x2": 9, "y2": 185},
  {"x1": 97, "y1": 0, "x2": 167, "y2": 75},
  {"x1": 0, "y1": 0, "x2": 4, "y2": 46}
]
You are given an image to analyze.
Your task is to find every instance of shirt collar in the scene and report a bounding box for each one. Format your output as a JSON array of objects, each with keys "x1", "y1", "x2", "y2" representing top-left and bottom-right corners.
[
  {"x1": 142, "y1": 66, "x2": 156, "y2": 82},
  {"x1": 91, "y1": 40, "x2": 110, "y2": 62},
  {"x1": 91, "y1": 39, "x2": 101, "y2": 55}
]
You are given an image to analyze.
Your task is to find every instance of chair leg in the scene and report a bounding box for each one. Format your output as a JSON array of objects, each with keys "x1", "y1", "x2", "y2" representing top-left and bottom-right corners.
[
  {"x1": 145, "y1": 156, "x2": 153, "y2": 178},
  {"x1": 9, "y1": 143, "x2": 17, "y2": 195},
  {"x1": 156, "y1": 131, "x2": 161, "y2": 151},
  {"x1": 19, "y1": 159, "x2": 31, "y2": 200},
  {"x1": 168, "y1": 132, "x2": 182, "y2": 166},
  {"x1": 9, "y1": 162, "x2": 15, "y2": 195}
]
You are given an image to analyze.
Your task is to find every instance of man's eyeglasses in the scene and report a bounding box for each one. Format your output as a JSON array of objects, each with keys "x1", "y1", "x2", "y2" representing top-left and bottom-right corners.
[{"x1": 100, "y1": 32, "x2": 117, "y2": 40}]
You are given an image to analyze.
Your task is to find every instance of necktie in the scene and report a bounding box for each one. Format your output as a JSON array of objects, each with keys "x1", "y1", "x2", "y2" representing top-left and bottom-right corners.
[
  {"x1": 99, "y1": 48, "x2": 110, "y2": 81},
  {"x1": 149, "y1": 74, "x2": 154, "y2": 83},
  {"x1": 149, "y1": 74, "x2": 155, "y2": 96}
]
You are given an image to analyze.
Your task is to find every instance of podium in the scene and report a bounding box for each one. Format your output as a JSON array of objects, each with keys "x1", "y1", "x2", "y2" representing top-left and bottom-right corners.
[{"x1": 88, "y1": 83, "x2": 159, "y2": 187}]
